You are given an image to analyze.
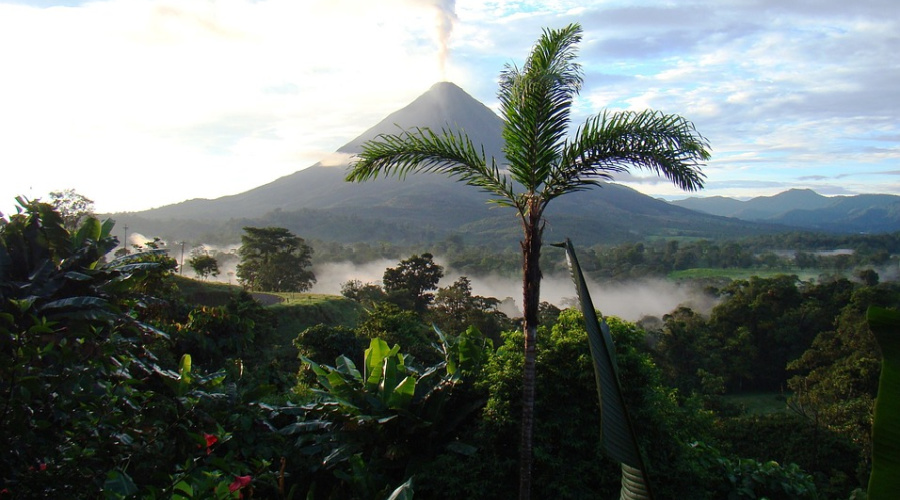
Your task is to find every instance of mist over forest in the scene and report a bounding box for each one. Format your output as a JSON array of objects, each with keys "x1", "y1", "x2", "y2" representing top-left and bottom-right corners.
[{"x1": 308, "y1": 256, "x2": 718, "y2": 321}]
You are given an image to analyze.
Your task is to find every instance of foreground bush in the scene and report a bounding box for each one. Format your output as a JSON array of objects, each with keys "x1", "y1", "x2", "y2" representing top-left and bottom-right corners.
[{"x1": 0, "y1": 200, "x2": 281, "y2": 497}]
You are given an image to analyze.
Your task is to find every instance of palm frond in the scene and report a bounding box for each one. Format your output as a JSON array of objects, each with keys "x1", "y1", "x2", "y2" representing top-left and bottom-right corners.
[
  {"x1": 347, "y1": 126, "x2": 518, "y2": 206},
  {"x1": 498, "y1": 24, "x2": 583, "y2": 191},
  {"x1": 544, "y1": 109, "x2": 710, "y2": 201}
]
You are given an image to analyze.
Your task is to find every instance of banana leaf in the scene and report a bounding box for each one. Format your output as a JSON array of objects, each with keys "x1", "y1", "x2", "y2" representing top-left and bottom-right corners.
[
  {"x1": 554, "y1": 239, "x2": 653, "y2": 499},
  {"x1": 866, "y1": 306, "x2": 900, "y2": 499}
]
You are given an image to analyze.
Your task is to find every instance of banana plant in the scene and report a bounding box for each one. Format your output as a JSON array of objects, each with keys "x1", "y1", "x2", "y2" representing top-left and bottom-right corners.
[
  {"x1": 289, "y1": 334, "x2": 487, "y2": 499},
  {"x1": 554, "y1": 239, "x2": 653, "y2": 499},
  {"x1": 865, "y1": 306, "x2": 900, "y2": 499}
]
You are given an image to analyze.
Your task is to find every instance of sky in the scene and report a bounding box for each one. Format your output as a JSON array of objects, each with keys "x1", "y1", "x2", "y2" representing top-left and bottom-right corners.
[{"x1": 1, "y1": 0, "x2": 898, "y2": 215}]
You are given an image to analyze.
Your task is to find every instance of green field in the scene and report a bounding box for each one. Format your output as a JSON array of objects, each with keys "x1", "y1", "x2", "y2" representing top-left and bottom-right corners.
[
  {"x1": 173, "y1": 275, "x2": 242, "y2": 306},
  {"x1": 668, "y1": 267, "x2": 822, "y2": 281}
]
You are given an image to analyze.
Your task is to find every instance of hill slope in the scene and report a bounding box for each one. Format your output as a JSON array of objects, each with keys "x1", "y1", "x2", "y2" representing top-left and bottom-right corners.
[
  {"x1": 111, "y1": 82, "x2": 795, "y2": 247},
  {"x1": 672, "y1": 189, "x2": 900, "y2": 233}
]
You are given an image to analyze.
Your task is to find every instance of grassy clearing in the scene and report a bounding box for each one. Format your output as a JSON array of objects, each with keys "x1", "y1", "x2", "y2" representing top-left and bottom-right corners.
[
  {"x1": 174, "y1": 278, "x2": 362, "y2": 371},
  {"x1": 722, "y1": 392, "x2": 792, "y2": 415},
  {"x1": 269, "y1": 293, "x2": 343, "y2": 306},
  {"x1": 173, "y1": 276, "x2": 243, "y2": 306},
  {"x1": 269, "y1": 295, "x2": 362, "y2": 332}
]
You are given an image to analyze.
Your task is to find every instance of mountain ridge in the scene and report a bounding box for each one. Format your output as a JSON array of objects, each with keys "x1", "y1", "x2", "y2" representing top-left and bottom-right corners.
[
  {"x1": 671, "y1": 189, "x2": 900, "y2": 233},
  {"x1": 108, "y1": 82, "x2": 898, "y2": 246}
]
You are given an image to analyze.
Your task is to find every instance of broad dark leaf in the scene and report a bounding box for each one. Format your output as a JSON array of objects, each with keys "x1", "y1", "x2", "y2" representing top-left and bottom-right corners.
[
  {"x1": 866, "y1": 306, "x2": 900, "y2": 498},
  {"x1": 556, "y1": 238, "x2": 653, "y2": 498}
]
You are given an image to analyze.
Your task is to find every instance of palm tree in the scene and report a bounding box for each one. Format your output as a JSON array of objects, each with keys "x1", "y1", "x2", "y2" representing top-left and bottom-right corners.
[{"x1": 346, "y1": 23, "x2": 710, "y2": 500}]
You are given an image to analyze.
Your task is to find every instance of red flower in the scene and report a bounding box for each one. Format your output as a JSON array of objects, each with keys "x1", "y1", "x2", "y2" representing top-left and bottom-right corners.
[
  {"x1": 202, "y1": 433, "x2": 218, "y2": 454},
  {"x1": 229, "y1": 475, "x2": 252, "y2": 492}
]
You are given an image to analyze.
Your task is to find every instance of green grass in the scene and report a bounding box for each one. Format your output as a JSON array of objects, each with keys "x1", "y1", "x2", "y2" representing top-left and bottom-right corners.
[
  {"x1": 668, "y1": 268, "x2": 822, "y2": 281},
  {"x1": 173, "y1": 275, "x2": 242, "y2": 306},
  {"x1": 722, "y1": 392, "x2": 792, "y2": 415},
  {"x1": 269, "y1": 295, "x2": 362, "y2": 332},
  {"x1": 268, "y1": 293, "x2": 343, "y2": 306},
  {"x1": 174, "y1": 277, "x2": 361, "y2": 334},
  {"x1": 252, "y1": 295, "x2": 363, "y2": 379}
]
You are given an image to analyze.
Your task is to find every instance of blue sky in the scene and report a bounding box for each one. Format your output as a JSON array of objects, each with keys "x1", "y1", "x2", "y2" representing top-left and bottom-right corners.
[{"x1": 1, "y1": 0, "x2": 898, "y2": 214}]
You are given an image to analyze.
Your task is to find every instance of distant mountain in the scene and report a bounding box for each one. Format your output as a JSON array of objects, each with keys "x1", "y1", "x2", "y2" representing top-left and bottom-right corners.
[
  {"x1": 671, "y1": 189, "x2": 900, "y2": 233},
  {"x1": 110, "y1": 82, "x2": 800, "y2": 247}
]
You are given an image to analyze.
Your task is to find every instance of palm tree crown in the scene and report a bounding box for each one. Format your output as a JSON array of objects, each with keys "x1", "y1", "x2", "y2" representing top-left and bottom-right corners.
[
  {"x1": 346, "y1": 23, "x2": 709, "y2": 500},
  {"x1": 347, "y1": 23, "x2": 708, "y2": 225}
]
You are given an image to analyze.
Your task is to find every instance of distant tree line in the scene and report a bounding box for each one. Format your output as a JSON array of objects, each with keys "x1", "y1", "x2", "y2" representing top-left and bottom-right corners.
[{"x1": 306, "y1": 231, "x2": 900, "y2": 284}]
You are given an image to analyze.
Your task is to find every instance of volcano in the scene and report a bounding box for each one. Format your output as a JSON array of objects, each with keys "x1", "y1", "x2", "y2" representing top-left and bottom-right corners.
[{"x1": 115, "y1": 82, "x2": 776, "y2": 246}]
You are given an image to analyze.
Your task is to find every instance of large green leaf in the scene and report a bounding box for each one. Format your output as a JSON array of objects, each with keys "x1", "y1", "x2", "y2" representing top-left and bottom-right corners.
[
  {"x1": 432, "y1": 324, "x2": 457, "y2": 376},
  {"x1": 175, "y1": 354, "x2": 192, "y2": 396},
  {"x1": 71, "y1": 216, "x2": 101, "y2": 249},
  {"x1": 555, "y1": 239, "x2": 653, "y2": 499},
  {"x1": 387, "y1": 376, "x2": 416, "y2": 410},
  {"x1": 100, "y1": 217, "x2": 116, "y2": 239},
  {"x1": 41, "y1": 296, "x2": 109, "y2": 311},
  {"x1": 336, "y1": 355, "x2": 362, "y2": 380},
  {"x1": 866, "y1": 306, "x2": 900, "y2": 498},
  {"x1": 365, "y1": 337, "x2": 393, "y2": 387}
]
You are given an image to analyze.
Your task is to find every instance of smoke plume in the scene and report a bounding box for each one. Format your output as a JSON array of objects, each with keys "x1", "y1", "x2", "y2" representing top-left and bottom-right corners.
[{"x1": 421, "y1": 0, "x2": 457, "y2": 80}]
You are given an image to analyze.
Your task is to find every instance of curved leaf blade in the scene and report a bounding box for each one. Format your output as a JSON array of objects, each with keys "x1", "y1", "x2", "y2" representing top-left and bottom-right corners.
[
  {"x1": 866, "y1": 306, "x2": 900, "y2": 499},
  {"x1": 555, "y1": 238, "x2": 653, "y2": 499}
]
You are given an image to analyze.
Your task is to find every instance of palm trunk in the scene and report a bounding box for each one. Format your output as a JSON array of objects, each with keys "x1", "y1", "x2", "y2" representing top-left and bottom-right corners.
[{"x1": 518, "y1": 204, "x2": 543, "y2": 500}]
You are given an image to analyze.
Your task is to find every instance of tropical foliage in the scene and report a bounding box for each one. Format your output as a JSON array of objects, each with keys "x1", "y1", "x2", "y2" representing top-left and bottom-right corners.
[
  {"x1": 4, "y1": 195, "x2": 898, "y2": 499},
  {"x1": 0, "y1": 199, "x2": 270, "y2": 497},
  {"x1": 284, "y1": 331, "x2": 489, "y2": 499}
]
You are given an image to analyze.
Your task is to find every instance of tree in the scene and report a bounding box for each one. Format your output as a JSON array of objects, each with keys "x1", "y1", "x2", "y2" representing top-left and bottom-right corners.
[
  {"x1": 236, "y1": 226, "x2": 315, "y2": 292},
  {"x1": 787, "y1": 285, "x2": 899, "y2": 483},
  {"x1": 858, "y1": 268, "x2": 880, "y2": 287},
  {"x1": 346, "y1": 23, "x2": 709, "y2": 498},
  {"x1": 341, "y1": 279, "x2": 387, "y2": 306},
  {"x1": 382, "y1": 253, "x2": 444, "y2": 313},
  {"x1": 189, "y1": 253, "x2": 220, "y2": 280},
  {"x1": 357, "y1": 302, "x2": 438, "y2": 364},
  {"x1": 48, "y1": 188, "x2": 95, "y2": 231},
  {"x1": 430, "y1": 276, "x2": 512, "y2": 344}
]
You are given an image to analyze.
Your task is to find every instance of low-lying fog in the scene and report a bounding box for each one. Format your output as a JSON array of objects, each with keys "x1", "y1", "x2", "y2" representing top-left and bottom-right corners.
[
  {"x1": 310, "y1": 257, "x2": 718, "y2": 321},
  {"x1": 128, "y1": 238, "x2": 716, "y2": 321},
  {"x1": 119, "y1": 236, "x2": 897, "y2": 322}
]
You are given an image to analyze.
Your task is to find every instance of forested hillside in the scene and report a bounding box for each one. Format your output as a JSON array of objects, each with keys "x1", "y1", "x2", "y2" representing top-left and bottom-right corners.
[{"x1": 3, "y1": 198, "x2": 897, "y2": 498}]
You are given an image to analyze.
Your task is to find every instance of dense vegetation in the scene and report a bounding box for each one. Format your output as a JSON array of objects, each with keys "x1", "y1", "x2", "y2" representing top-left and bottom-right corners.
[{"x1": 2, "y1": 197, "x2": 897, "y2": 498}]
